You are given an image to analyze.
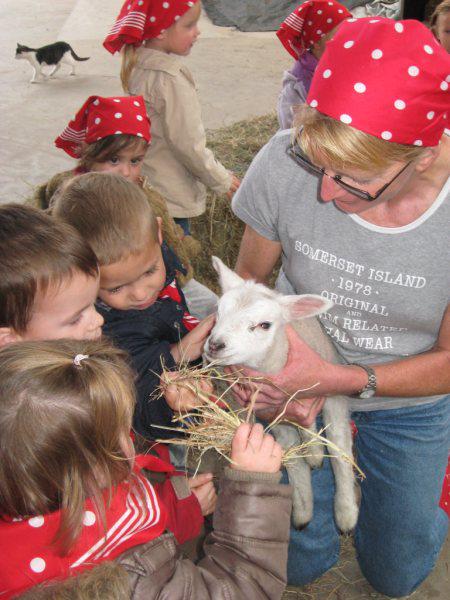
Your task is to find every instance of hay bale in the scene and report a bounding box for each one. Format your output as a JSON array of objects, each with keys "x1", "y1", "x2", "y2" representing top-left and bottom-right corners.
[{"x1": 191, "y1": 113, "x2": 279, "y2": 292}]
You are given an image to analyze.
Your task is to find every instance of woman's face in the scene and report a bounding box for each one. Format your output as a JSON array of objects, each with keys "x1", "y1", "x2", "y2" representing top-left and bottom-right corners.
[{"x1": 318, "y1": 160, "x2": 415, "y2": 214}]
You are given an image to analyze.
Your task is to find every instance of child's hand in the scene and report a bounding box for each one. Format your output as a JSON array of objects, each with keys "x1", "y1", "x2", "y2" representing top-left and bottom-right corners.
[
  {"x1": 226, "y1": 173, "x2": 241, "y2": 200},
  {"x1": 189, "y1": 472, "x2": 217, "y2": 516},
  {"x1": 230, "y1": 423, "x2": 282, "y2": 473},
  {"x1": 163, "y1": 370, "x2": 213, "y2": 411},
  {"x1": 170, "y1": 314, "x2": 215, "y2": 364}
]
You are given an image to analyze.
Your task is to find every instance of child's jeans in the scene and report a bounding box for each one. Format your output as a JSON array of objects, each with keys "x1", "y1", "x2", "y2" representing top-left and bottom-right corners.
[{"x1": 284, "y1": 396, "x2": 449, "y2": 597}]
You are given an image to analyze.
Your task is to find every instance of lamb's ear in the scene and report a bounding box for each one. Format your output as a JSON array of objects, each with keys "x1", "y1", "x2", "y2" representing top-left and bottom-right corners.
[
  {"x1": 212, "y1": 256, "x2": 244, "y2": 293},
  {"x1": 279, "y1": 294, "x2": 333, "y2": 320}
]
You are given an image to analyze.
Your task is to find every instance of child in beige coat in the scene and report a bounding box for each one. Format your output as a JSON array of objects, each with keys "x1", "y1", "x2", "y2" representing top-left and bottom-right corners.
[{"x1": 104, "y1": 0, "x2": 240, "y2": 235}]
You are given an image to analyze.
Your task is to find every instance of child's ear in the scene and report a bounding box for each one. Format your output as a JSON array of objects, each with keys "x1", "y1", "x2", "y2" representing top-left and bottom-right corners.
[
  {"x1": 0, "y1": 327, "x2": 21, "y2": 348},
  {"x1": 156, "y1": 216, "x2": 163, "y2": 245}
]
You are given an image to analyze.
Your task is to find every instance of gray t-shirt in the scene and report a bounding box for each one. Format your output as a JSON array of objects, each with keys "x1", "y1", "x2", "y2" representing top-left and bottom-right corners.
[{"x1": 232, "y1": 130, "x2": 450, "y2": 411}]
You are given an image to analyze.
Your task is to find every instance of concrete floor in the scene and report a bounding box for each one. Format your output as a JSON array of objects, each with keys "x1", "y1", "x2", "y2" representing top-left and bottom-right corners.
[{"x1": 0, "y1": 1, "x2": 448, "y2": 598}]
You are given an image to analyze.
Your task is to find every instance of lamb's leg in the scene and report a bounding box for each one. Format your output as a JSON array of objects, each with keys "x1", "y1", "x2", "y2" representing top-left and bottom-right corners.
[
  {"x1": 272, "y1": 423, "x2": 314, "y2": 528},
  {"x1": 30, "y1": 66, "x2": 41, "y2": 83},
  {"x1": 300, "y1": 421, "x2": 324, "y2": 469},
  {"x1": 323, "y1": 397, "x2": 359, "y2": 532}
]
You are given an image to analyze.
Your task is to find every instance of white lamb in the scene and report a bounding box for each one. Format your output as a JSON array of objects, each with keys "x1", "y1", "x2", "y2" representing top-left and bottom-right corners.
[{"x1": 204, "y1": 256, "x2": 359, "y2": 531}]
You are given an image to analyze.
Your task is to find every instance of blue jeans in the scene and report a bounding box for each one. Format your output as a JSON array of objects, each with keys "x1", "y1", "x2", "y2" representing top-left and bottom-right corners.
[{"x1": 285, "y1": 397, "x2": 449, "y2": 597}]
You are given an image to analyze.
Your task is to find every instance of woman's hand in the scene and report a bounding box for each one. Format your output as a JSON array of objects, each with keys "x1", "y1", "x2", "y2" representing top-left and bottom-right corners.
[
  {"x1": 230, "y1": 423, "x2": 282, "y2": 473},
  {"x1": 170, "y1": 314, "x2": 215, "y2": 363},
  {"x1": 224, "y1": 324, "x2": 342, "y2": 426}
]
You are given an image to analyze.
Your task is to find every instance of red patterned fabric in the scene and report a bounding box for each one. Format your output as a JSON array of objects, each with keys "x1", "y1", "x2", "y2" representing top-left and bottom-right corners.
[
  {"x1": 277, "y1": 0, "x2": 351, "y2": 59},
  {"x1": 158, "y1": 278, "x2": 199, "y2": 331},
  {"x1": 55, "y1": 95, "x2": 151, "y2": 158},
  {"x1": 307, "y1": 17, "x2": 450, "y2": 146},
  {"x1": 0, "y1": 454, "x2": 170, "y2": 600},
  {"x1": 104, "y1": 0, "x2": 199, "y2": 54}
]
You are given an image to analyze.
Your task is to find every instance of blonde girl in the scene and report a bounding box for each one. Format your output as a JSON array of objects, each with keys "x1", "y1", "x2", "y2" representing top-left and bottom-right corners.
[
  {"x1": 104, "y1": 0, "x2": 240, "y2": 236},
  {"x1": 0, "y1": 338, "x2": 291, "y2": 599}
]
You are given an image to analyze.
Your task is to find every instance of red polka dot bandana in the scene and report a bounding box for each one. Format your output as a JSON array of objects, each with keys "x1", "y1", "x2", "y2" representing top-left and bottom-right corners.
[
  {"x1": 104, "y1": 0, "x2": 199, "y2": 54},
  {"x1": 307, "y1": 18, "x2": 450, "y2": 147},
  {"x1": 55, "y1": 95, "x2": 151, "y2": 158},
  {"x1": 277, "y1": 0, "x2": 351, "y2": 59},
  {"x1": 0, "y1": 454, "x2": 171, "y2": 599}
]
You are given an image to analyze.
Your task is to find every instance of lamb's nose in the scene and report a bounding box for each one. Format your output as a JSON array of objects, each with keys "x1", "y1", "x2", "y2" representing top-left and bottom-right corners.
[{"x1": 208, "y1": 339, "x2": 226, "y2": 353}]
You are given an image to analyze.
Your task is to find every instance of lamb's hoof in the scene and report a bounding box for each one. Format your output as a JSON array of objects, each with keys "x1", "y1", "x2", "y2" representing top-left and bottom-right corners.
[
  {"x1": 292, "y1": 510, "x2": 313, "y2": 530},
  {"x1": 334, "y1": 497, "x2": 359, "y2": 532},
  {"x1": 292, "y1": 496, "x2": 313, "y2": 529},
  {"x1": 305, "y1": 447, "x2": 324, "y2": 469}
]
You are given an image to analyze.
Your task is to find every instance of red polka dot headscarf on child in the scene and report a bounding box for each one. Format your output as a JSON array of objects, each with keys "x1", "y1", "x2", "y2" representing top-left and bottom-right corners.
[
  {"x1": 55, "y1": 95, "x2": 151, "y2": 158},
  {"x1": 307, "y1": 18, "x2": 450, "y2": 147},
  {"x1": 277, "y1": 0, "x2": 351, "y2": 59},
  {"x1": 104, "y1": 0, "x2": 199, "y2": 54}
]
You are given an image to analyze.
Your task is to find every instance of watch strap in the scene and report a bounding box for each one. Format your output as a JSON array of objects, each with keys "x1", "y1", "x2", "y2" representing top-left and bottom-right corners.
[{"x1": 350, "y1": 363, "x2": 377, "y2": 398}]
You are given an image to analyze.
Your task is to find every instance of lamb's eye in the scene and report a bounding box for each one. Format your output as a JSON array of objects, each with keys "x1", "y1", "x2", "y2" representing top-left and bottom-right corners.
[{"x1": 258, "y1": 322, "x2": 272, "y2": 330}]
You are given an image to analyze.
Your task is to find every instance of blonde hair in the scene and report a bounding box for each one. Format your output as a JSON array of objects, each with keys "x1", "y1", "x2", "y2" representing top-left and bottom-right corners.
[
  {"x1": 0, "y1": 338, "x2": 136, "y2": 554},
  {"x1": 52, "y1": 172, "x2": 159, "y2": 266},
  {"x1": 294, "y1": 106, "x2": 426, "y2": 173},
  {"x1": 120, "y1": 45, "x2": 138, "y2": 94},
  {"x1": 431, "y1": 0, "x2": 450, "y2": 29}
]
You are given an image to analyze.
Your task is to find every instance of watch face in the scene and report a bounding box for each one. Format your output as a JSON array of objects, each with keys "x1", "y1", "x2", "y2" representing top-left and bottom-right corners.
[{"x1": 360, "y1": 389, "x2": 375, "y2": 399}]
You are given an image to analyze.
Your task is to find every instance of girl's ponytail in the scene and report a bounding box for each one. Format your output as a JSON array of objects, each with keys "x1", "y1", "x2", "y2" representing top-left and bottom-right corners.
[{"x1": 120, "y1": 44, "x2": 138, "y2": 93}]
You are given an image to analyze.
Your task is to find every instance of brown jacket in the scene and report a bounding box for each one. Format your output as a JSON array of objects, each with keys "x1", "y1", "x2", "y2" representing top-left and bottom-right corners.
[
  {"x1": 129, "y1": 48, "x2": 232, "y2": 218},
  {"x1": 29, "y1": 171, "x2": 197, "y2": 286},
  {"x1": 18, "y1": 469, "x2": 292, "y2": 600}
]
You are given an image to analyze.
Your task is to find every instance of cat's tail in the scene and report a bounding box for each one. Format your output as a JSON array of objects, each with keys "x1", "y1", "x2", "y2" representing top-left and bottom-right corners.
[{"x1": 70, "y1": 48, "x2": 90, "y2": 62}]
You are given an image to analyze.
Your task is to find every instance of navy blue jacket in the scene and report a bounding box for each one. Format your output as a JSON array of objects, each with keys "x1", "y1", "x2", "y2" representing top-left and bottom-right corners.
[{"x1": 97, "y1": 244, "x2": 193, "y2": 440}]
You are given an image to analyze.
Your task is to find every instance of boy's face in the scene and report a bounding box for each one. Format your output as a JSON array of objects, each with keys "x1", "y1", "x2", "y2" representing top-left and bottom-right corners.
[
  {"x1": 21, "y1": 271, "x2": 104, "y2": 341},
  {"x1": 90, "y1": 145, "x2": 146, "y2": 184},
  {"x1": 164, "y1": 2, "x2": 201, "y2": 56},
  {"x1": 98, "y1": 235, "x2": 167, "y2": 311}
]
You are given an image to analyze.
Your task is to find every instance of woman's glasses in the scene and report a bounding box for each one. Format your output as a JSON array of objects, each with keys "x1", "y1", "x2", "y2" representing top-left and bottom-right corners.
[{"x1": 287, "y1": 143, "x2": 411, "y2": 202}]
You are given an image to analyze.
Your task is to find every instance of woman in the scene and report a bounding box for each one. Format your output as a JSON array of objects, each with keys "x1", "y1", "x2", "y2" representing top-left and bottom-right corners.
[{"x1": 231, "y1": 17, "x2": 450, "y2": 598}]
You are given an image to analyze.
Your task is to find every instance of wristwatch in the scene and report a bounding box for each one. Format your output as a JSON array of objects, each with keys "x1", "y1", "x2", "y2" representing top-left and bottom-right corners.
[{"x1": 350, "y1": 363, "x2": 377, "y2": 399}]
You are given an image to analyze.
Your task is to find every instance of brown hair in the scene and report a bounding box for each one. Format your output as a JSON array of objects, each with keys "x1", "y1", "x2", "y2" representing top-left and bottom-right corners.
[
  {"x1": 294, "y1": 106, "x2": 427, "y2": 173},
  {"x1": 0, "y1": 204, "x2": 98, "y2": 333},
  {"x1": 431, "y1": 0, "x2": 450, "y2": 29},
  {"x1": 77, "y1": 133, "x2": 148, "y2": 172},
  {"x1": 52, "y1": 172, "x2": 159, "y2": 266},
  {"x1": 120, "y1": 45, "x2": 138, "y2": 94},
  {"x1": 0, "y1": 338, "x2": 136, "y2": 554}
]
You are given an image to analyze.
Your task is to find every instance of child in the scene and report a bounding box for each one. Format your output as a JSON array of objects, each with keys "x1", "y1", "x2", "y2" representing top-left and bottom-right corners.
[
  {"x1": 52, "y1": 172, "x2": 215, "y2": 442},
  {"x1": 0, "y1": 203, "x2": 103, "y2": 346},
  {"x1": 0, "y1": 338, "x2": 291, "y2": 599},
  {"x1": 431, "y1": 0, "x2": 450, "y2": 53},
  {"x1": 276, "y1": 0, "x2": 351, "y2": 129},
  {"x1": 0, "y1": 204, "x2": 210, "y2": 546},
  {"x1": 32, "y1": 94, "x2": 217, "y2": 320},
  {"x1": 103, "y1": 0, "x2": 241, "y2": 235}
]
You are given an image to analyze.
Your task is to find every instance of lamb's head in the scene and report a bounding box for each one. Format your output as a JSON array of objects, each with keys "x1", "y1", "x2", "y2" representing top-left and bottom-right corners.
[{"x1": 204, "y1": 257, "x2": 332, "y2": 372}]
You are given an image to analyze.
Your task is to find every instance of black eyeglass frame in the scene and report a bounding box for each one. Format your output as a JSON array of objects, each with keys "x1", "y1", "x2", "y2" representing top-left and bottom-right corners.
[{"x1": 287, "y1": 143, "x2": 412, "y2": 202}]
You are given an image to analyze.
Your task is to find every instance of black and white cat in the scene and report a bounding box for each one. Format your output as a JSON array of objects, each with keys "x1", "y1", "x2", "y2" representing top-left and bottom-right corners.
[{"x1": 15, "y1": 41, "x2": 89, "y2": 83}]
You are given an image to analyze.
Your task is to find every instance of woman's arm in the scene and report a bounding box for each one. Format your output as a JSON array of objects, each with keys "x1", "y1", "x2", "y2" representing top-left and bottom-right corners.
[{"x1": 235, "y1": 225, "x2": 282, "y2": 283}]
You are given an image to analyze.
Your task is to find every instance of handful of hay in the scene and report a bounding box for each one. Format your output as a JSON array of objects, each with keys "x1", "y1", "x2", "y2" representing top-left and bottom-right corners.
[{"x1": 156, "y1": 365, "x2": 364, "y2": 479}]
